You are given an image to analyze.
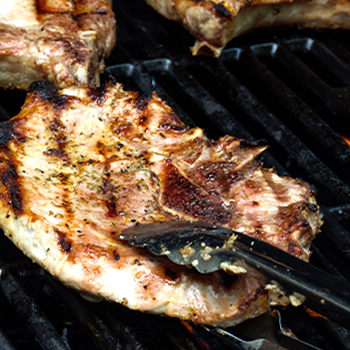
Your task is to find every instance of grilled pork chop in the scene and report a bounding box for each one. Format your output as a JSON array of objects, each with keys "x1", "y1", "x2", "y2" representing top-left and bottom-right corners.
[
  {"x1": 0, "y1": 81, "x2": 322, "y2": 327},
  {"x1": 145, "y1": 0, "x2": 350, "y2": 56},
  {"x1": 0, "y1": 0, "x2": 116, "y2": 89}
]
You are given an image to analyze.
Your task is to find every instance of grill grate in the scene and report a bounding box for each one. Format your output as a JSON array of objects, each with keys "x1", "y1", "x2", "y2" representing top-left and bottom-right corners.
[{"x1": 1, "y1": 0, "x2": 350, "y2": 349}]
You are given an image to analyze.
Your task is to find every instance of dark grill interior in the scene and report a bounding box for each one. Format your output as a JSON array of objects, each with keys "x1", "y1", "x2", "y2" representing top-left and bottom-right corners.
[{"x1": 1, "y1": 0, "x2": 350, "y2": 349}]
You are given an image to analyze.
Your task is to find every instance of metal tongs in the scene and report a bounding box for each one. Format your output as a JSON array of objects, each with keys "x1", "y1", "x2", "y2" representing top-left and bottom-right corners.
[
  {"x1": 197, "y1": 310, "x2": 323, "y2": 350},
  {"x1": 119, "y1": 221, "x2": 350, "y2": 329}
]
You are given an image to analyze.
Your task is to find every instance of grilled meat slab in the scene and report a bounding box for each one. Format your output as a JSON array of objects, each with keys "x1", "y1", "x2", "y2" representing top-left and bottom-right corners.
[
  {"x1": 0, "y1": 81, "x2": 322, "y2": 327},
  {"x1": 0, "y1": 0, "x2": 116, "y2": 89},
  {"x1": 145, "y1": 0, "x2": 350, "y2": 56}
]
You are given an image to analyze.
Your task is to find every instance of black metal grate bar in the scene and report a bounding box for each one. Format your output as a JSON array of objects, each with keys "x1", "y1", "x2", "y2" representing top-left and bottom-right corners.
[
  {"x1": 306, "y1": 316, "x2": 350, "y2": 350},
  {"x1": 143, "y1": 58, "x2": 289, "y2": 176},
  {"x1": 320, "y1": 37, "x2": 350, "y2": 68},
  {"x1": 327, "y1": 204, "x2": 350, "y2": 221},
  {"x1": 235, "y1": 47, "x2": 350, "y2": 167},
  {"x1": 200, "y1": 56, "x2": 350, "y2": 203},
  {"x1": 0, "y1": 257, "x2": 202, "y2": 350},
  {"x1": 307, "y1": 40, "x2": 350, "y2": 86},
  {"x1": 114, "y1": 2, "x2": 170, "y2": 59},
  {"x1": 0, "y1": 265, "x2": 71, "y2": 350},
  {"x1": 45, "y1": 273, "x2": 144, "y2": 350},
  {"x1": 311, "y1": 215, "x2": 350, "y2": 280},
  {"x1": 0, "y1": 327, "x2": 15, "y2": 350},
  {"x1": 273, "y1": 44, "x2": 350, "y2": 128}
]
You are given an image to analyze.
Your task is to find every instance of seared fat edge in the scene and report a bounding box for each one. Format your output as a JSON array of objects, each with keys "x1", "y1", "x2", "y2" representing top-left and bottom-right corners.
[
  {"x1": 0, "y1": 0, "x2": 116, "y2": 89},
  {"x1": 0, "y1": 81, "x2": 321, "y2": 327},
  {"x1": 145, "y1": 0, "x2": 350, "y2": 56}
]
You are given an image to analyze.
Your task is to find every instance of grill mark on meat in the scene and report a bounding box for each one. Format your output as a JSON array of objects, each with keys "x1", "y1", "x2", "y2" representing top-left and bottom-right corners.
[
  {"x1": 98, "y1": 144, "x2": 120, "y2": 218},
  {"x1": 44, "y1": 148, "x2": 66, "y2": 158},
  {"x1": 261, "y1": 171, "x2": 314, "y2": 257},
  {"x1": 56, "y1": 229, "x2": 71, "y2": 252},
  {"x1": 159, "y1": 121, "x2": 187, "y2": 133},
  {"x1": 102, "y1": 168, "x2": 119, "y2": 218},
  {"x1": 136, "y1": 93, "x2": 152, "y2": 129},
  {"x1": 195, "y1": 161, "x2": 242, "y2": 196},
  {"x1": 160, "y1": 110, "x2": 188, "y2": 133},
  {"x1": 29, "y1": 82, "x2": 59, "y2": 101},
  {"x1": 69, "y1": 244, "x2": 114, "y2": 267},
  {"x1": 158, "y1": 160, "x2": 231, "y2": 225},
  {"x1": 45, "y1": 116, "x2": 71, "y2": 166},
  {"x1": 57, "y1": 171, "x2": 75, "y2": 247},
  {"x1": 105, "y1": 196, "x2": 118, "y2": 217},
  {"x1": 50, "y1": 95, "x2": 69, "y2": 110},
  {"x1": 87, "y1": 85, "x2": 108, "y2": 105},
  {"x1": 45, "y1": 105, "x2": 75, "y2": 245},
  {"x1": 0, "y1": 120, "x2": 26, "y2": 146},
  {"x1": 0, "y1": 159, "x2": 22, "y2": 215},
  {"x1": 0, "y1": 120, "x2": 26, "y2": 216},
  {"x1": 263, "y1": 170, "x2": 299, "y2": 202},
  {"x1": 136, "y1": 93, "x2": 152, "y2": 110},
  {"x1": 231, "y1": 176, "x2": 266, "y2": 228},
  {"x1": 238, "y1": 284, "x2": 268, "y2": 310},
  {"x1": 229, "y1": 169, "x2": 313, "y2": 257},
  {"x1": 112, "y1": 120, "x2": 135, "y2": 138},
  {"x1": 29, "y1": 82, "x2": 68, "y2": 110},
  {"x1": 0, "y1": 83, "x2": 322, "y2": 327}
]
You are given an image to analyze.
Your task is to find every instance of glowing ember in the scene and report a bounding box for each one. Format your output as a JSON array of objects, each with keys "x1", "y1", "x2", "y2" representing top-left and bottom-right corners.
[
  {"x1": 181, "y1": 321, "x2": 211, "y2": 350},
  {"x1": 340, "y1": 134, "x2": 350, "y2": 146},
  {"x1": 304, "y1": 306, "x2": 326, "y2": 319}
]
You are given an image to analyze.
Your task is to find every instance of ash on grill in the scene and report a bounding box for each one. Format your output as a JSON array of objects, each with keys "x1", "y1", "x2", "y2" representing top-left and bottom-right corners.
[{"x1": 1, "y1": 0, "x2": 350, "y2": 349}]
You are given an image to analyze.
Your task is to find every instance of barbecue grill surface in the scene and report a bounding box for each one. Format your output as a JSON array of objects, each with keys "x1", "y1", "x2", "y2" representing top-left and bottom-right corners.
[{"x1": 1, "y1": 1, "x2": 350, "y2": 349}]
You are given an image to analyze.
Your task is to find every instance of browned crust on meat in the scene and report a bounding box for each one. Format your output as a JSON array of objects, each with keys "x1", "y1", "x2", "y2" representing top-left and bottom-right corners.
[
  {"x1": 145, "y1": 0, "x2": 350, "y2": 56},
  {"x1": 34, "y1": 0, "x2": 116, "y2": 58},
  {"x1": 0, "y1": 82, "x2": 322, "y2": 327},
  {"x1": 0, "y1": 0, "x2": 116, "y2": 89},
  {"x1": 0, "y1": 158, "x2": 23, "y2": 216},
  {"x1": 157, "y1": 159, "x2": 232, "y2": 225}
]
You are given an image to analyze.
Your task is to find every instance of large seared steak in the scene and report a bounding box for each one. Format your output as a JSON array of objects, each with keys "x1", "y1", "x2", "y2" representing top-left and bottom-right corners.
[
  {"x1": 0, "y1": 0, "x2": 116, "y2": 89},
  {"x1": 0, "y1": 81, "x2": 322, "y2": 327},
  {"x1": 145, "y1": 0, "x2": 350, "y2": 56}
]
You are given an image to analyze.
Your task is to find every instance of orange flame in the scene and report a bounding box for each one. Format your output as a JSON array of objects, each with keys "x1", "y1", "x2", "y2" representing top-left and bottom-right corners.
[
  {"x1": 341, "y1": 134, "x2": 350, "y2": 146},
  {"x1": 181, "y1": 321, "x2": 211, "y2": 350},
  {"x1": 304, "y1": 306, "x2": 326, "y2": 319}
]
